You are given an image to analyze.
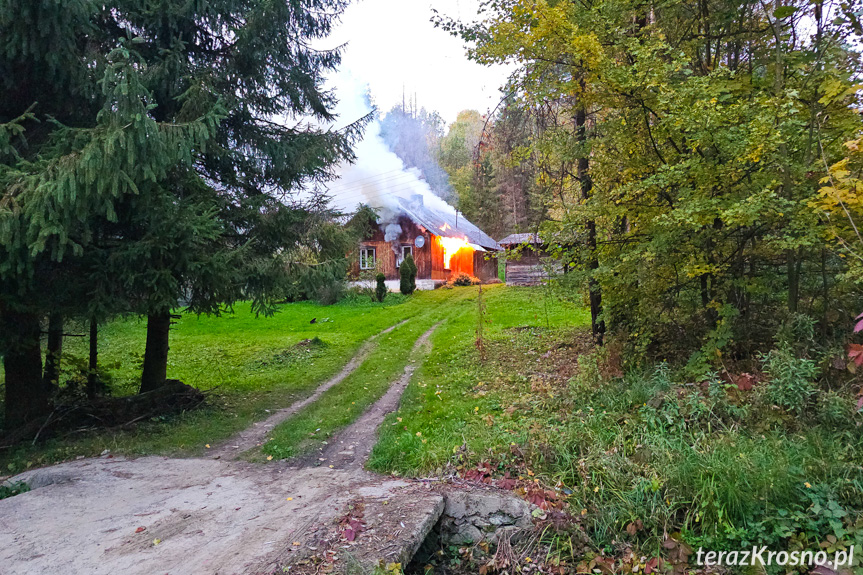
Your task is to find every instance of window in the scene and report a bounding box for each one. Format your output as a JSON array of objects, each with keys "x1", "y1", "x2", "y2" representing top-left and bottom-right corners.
[
  {"x1": 397, "y1": 245, "x2": 412, "y2": 267},
  {"x1": 359, "y1": 247, "x2": 376, "y2": 270}
]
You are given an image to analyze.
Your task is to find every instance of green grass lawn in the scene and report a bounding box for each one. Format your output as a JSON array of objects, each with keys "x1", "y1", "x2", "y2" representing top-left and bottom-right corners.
[
  {"x1": 368, "y1": 286, "x2": 590, "y2": 475},
  {"x1": 0, "y1": 292, "x2": 433, "y2": 473},
  {"x1": 2, "y1": 285, "x2": 585, "y2": 475},
  {"x1": 5, "y1": 286, "x2": 568, "y2": 473},
  {"x1": 261, "y1": 286, "x2": 509, "y2": 461}
]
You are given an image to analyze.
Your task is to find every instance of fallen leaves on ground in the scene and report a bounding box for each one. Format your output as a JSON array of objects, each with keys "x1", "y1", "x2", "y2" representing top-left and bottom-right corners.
[{"x1": 338, "y1": 500, "x2": 366, "y2": 543}]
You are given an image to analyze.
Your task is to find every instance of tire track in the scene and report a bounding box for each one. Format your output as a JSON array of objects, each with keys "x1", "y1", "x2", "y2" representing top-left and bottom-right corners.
[
  {"x1": 208, "y1": 319, "x2": 409, "y2": 459},
  {"x1": 311, "y1": 322, "x2": 440, "y2": 470}
]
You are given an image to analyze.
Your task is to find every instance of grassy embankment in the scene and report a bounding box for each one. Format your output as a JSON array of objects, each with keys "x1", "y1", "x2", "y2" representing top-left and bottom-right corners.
[{"x1": 367, "y1": 288, "x2": 863, "y2": 573}]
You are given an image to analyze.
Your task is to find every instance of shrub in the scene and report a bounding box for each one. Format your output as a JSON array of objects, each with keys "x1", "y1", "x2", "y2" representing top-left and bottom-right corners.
[
  {"x1": 760, "y1": 343, "x2": 820, "y2": 415},
  {"x1": 315, "y1": 280, "x2": 345, "y2": 305},
  {"x1": 816, "y1": 390, "x2": 853, "y2": 426},
  {"x1": 375, "y1": 273, "x2": 387, "y2": 303},
  {"x1": 450, "y1": 272, "x2": 480, "y2": 286},
  {"x1": 399, "y1": 254, "x2": 417, "y2": 295},
  {"x1": 775, "y1": 313, "x2": 817, "y2": 352},
  {"x1": 0, "y1": 481, "x2": 29, "y2": 500},
  {"x1": 353, "y1": 268, "x2": 381, "y2": 302}
]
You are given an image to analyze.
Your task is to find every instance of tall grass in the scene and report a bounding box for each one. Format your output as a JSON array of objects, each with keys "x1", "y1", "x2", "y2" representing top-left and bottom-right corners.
[
  {"x1": 370, "y1": 298, "x2": 863, "y2": 562},
  {"x1": 543, "y1": 363, "x2": 863, "y2": 552}
]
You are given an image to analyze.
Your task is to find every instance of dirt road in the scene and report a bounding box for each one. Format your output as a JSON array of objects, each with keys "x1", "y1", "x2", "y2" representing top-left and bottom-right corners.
[{"x1": 0, "y1": 324, "x2": 442, "y2": 575}]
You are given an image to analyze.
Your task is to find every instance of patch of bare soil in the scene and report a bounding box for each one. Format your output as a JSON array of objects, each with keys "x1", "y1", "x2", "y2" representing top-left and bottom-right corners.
[
  {"x1": 208, "y1": 320, "x2": 409, "y2": 460},
  {"x1": 0, "y1": 379, "x2": 205, "y2": 447},
  {"x1": 1, "y1": 455, "x2": 439, "y2": 575}
]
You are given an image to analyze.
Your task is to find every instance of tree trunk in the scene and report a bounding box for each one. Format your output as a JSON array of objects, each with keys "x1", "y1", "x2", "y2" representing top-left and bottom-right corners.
[
  {"x1": 700, "y1": 274, "x2": 711, "y2": 308},
  {"x1": 1, "y1": 306, "x2": 50, "y2": 429},
  {"x1": 139, "y1": 311, "x2": 171, "y2": 394},
  {"x1": 772, "y1": 0, "x2": 800, "y2": 316},
  {"x1": 585, "y1": 219, "x2": 605, "y2": 343},
  {"x1": 575, "y1": 99, "x2": 605, "y2": 345},
  {"x1": 43, "y1": 312, "x2": 63, "y2": 388},
  {"x1": 87, "y1": 317, "x2": 98, "y2": 400},
  {"x1": 787, "y1": 249, "x2": 799, "y2": 314}
]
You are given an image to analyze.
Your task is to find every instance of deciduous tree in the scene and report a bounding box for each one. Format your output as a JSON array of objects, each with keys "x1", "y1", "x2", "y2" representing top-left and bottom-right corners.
[{"x1": 438, "y1": 0, "x2": 863, "y2": 363}]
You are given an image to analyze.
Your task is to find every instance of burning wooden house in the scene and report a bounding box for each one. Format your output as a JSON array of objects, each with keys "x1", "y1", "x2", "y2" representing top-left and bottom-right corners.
[{"x1": 351, "y1": 195, "x2": 500, "y2": 288}]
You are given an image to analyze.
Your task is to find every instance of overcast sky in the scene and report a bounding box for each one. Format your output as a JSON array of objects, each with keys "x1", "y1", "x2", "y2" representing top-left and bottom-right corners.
[{"x1": 323, "y1": 0, "x2": 511, "y2": 126}]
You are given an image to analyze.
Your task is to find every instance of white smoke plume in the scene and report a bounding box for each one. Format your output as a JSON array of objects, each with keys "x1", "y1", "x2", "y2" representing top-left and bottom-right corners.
[
  {"x1": 384, "y1": 223, "x2": 403, "y2": 255},
  {"x1": 384, "y1": 223, "x2": 402, "y2": 242},
  {"x1": 325, "y1": 72, "x2": 460, "y2": 225}
]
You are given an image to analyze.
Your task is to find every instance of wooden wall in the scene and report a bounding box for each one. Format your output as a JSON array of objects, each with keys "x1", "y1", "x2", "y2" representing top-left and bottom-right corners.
[
  {"x1": 430, "y1": 234, "x2": 446, "y2": 280},
  {"x1": 449, "y1": 246, "x2": 474, "y2": 277},
  {"x1": 428, "y1": 235, "x2": 474, "y2": 280},
  {"x1": 504, "y1": 246, "x2": 558, "y2": 286},
  {"x1": 474, "y1": 251, "x2": 499, "y2": 281},
  {"x1": 505, "y1": 264, "x2": 550, "y2": 286},
  {"x1": 350, "y1": 216, "x2": 432, "y2": 280}
]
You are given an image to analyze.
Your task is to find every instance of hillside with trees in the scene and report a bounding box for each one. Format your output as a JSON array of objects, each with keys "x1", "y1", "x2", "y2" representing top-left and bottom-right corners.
[{"x1": 2, "y1": 1, "x2": 863, "y2": 574}]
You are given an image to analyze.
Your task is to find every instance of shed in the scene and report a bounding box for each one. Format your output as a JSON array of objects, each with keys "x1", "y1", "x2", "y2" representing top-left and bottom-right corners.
[{"x1": 498, "y1": 233, "x2": 561, "y2": 286}]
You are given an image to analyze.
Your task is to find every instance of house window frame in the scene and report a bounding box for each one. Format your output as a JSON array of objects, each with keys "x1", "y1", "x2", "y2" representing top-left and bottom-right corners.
[
  {"x1": 397, "y1": 244, "x2": 413, "y2": 267},
  {"x1": 359, "y1": 246, "x2": 376, "y2": 270}
]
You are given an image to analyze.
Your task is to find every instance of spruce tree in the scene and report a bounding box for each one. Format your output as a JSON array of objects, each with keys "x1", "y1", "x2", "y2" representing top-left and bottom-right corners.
[
  {"x1": 1, "y1": 0, "x2": 365, "y2": 427},
  {"x1": 103, "y1": 1, "x2": 365, "y2": 393}
]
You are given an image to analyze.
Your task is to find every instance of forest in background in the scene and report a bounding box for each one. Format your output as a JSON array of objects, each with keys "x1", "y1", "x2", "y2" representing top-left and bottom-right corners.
[
  {"x1": 377, "y1": 100, "x2": 548, "y2": 240},
  {"x1": 366, "y1": 2, "x2": 863, "y2": 566},
  {"x1": 413, "y1": 0, "x2": 863, "y2": 370}
]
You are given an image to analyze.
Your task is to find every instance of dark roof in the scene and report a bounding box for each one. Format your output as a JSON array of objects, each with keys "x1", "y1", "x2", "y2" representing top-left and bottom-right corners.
[
  {"x1": 498, "y1": 233, "x2": 544, "y2": 246},
  {"x1": 397, "y1": 197, "x2": 500, "y2": 251}
]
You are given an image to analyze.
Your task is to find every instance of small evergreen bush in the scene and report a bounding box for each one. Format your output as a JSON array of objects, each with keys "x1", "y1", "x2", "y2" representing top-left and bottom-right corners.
[
  {"x1": 400, "y1": 255, "x2": 417, "y2": 295},
  {"x1": 375, "y1": 273, "x2": 387, "y2": 302}
]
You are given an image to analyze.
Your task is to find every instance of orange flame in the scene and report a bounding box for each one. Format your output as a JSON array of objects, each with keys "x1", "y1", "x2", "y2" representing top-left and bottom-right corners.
[
  {"x1": 439, "y1": 223, "x2": 452, "y2": 232},
  {"x1": 439, "y1": 236, "x2": 471, "y2": 269}
]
